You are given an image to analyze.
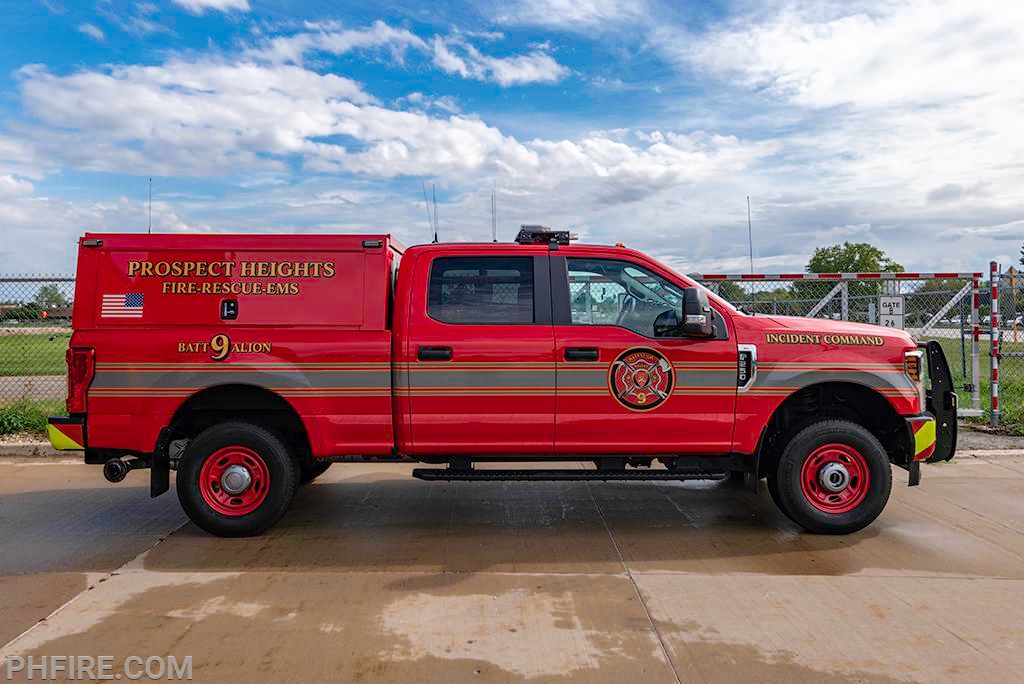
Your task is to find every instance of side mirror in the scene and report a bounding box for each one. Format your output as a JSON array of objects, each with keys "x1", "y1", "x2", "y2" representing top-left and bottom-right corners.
[
  {"x1": 682, "y1": 288, "x2": 714, "y2": 337},
  {"x1": 653, "y1": 309, "x2": 681, "y2": 337}
]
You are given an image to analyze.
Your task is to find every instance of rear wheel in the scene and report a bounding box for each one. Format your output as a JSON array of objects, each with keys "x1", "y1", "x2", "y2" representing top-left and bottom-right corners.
[
  {"x1": 177, "y1": 422, "x2": 299, "y2": 537},
  {"x1": 768, "y1": 419, "x2": 892, "y2": 534}
]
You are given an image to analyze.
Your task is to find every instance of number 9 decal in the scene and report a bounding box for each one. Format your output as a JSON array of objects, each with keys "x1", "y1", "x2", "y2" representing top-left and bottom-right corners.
[{"x1": 210, "y1": 333, "x2": 231, "y2": 361}]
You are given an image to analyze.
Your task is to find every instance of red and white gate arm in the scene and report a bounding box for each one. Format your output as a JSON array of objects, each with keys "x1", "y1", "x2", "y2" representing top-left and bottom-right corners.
[
  {"x1": 694, "y1": 272, "x2": 984, "y2": 281},
  {"x1": 990, "y1": 262, "x2": 1000, "y2": 426}
]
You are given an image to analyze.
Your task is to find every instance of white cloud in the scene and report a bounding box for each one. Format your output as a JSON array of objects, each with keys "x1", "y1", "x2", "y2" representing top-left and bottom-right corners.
[
  {"x1": 173, "y1": 0, "x2": 250, "y2": 14},
  {"x1": 247, "y1": 22, "x2": 569, "y2": 87},
  {"x1": 0, "y1": 193, "x2": 199, "y2": 273},
  {"x1": 247, "y1": 20, "x2": 427, "y2": 65},
  {"x1": 0, "y1": 134, "x2": 48, "y2": 180},
  {"x1": 16, "y1": 60, "x2": 375, "y2": 175},
  {"x1": 9, "y1": 53, "x2": 774, "y2": 232},
  {"x1": 396, "y1": 92, "x2": 461, "y2": 114},
  {"x1": 682, "y1": 0, "x2": 1024, "y2": 110},
  {"x1": 493, "y1": 0, "x2": 647, "y2": 29},
  {"x1": 431, "y1": 39, "x2": 569, "y2": 86},
  {"x1": 0, "y1": 174, "x2": 34, "y2": 198},
  {"x1": 78, "y1": 23, "x2": 105, "y2": 41}
]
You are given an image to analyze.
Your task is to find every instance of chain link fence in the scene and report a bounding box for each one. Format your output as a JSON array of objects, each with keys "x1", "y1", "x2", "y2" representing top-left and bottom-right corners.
[
  {"x1": 990, "y1": 264, "x2": 1024, "y2": 426},
  {"x1": 0, "y1": 276, "x2": 74, "y2": 431}
]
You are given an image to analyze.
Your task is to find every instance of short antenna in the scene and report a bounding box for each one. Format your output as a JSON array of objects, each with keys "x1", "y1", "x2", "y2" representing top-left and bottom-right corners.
[
  {"x1": 148, "y1": 177, "x2": 152, "y2": 234},
  {"x1": 432, "y1": 183, "x2": 439, "y2": 243}
]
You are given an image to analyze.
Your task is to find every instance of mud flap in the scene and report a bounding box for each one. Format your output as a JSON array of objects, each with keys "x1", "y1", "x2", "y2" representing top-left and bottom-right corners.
[
  {"x1": 908, "y1": 460, "x2": 920, "y2": 487},
  {"x1": 921, "y1": 340, "x2": 958, "y2": 462},
  {"x1": 151, "y1": 429, "x2": 171, "y2": 498}
]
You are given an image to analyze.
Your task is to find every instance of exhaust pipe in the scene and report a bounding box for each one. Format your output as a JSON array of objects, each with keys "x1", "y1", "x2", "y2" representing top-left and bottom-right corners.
[
  {"x1": 102, "y1": 457, "x2": 147, "y2": 483},
  {"x1": 103, "y1": 459, "x2": 130, "y2": 483}
]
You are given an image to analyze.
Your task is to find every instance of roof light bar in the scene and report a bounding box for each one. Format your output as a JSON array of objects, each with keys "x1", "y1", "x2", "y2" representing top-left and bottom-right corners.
[{"x1": 514, "y1": 225, "x2": 577, "y2": 246}]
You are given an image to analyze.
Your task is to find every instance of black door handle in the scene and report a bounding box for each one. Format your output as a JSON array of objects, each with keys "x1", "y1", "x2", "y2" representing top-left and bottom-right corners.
[
  {"x1": 418, "y1": 346, "x2": 453, "y2": 361},
  {"x1": 565, "y1": 347, "x2": 599, "y2": 362}
]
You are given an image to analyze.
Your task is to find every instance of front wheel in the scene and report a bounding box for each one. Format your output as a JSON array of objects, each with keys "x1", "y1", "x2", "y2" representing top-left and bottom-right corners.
[
  {"x1": 768, "y1": 419, "x2": 892, "y2": 535},
  {"x1": 176, "y1": 422, "x2": 299, "y2": 537}
]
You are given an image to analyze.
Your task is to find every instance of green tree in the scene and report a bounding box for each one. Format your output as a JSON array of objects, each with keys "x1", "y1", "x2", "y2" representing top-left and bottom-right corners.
[
  {"x1": 713, "y1": 281, "x2": 746, "y2": 305},
  {"x1": 798, "y1": 242, "x2": 904, "y2": 317},
  {"x1": 34, "y1": 284, "x2": 69, "y2": 308},
  {"x1": 1019, "y1": 241, "x2": 1024, "y2": 268},
  {"x1": 806, "y1": 242, "x2": 904, "y2": 274}
]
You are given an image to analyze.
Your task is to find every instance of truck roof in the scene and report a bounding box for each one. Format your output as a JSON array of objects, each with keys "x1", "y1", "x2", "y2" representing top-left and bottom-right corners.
[{"x1": 81, "y1": 232, "x2": 405, "y2": 253}]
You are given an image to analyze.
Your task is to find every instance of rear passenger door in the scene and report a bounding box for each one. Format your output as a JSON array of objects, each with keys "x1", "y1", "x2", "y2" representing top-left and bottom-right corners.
[{"x1": 402, "y1": 251, "x2": 556, "y2": 455}]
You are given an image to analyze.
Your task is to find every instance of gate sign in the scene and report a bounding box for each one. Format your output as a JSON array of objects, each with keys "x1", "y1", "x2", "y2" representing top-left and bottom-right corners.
[{"x1": 879, "y1": 295, "x2": 904, "y2": 329}]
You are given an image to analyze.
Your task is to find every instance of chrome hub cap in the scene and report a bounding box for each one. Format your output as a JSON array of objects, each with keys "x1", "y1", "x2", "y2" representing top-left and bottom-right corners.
[
  {"x1": 220, "y1": 464, "x2": 253, "y2": 495},
  {"x1": 818, "y1": 462, "x2": 851, "y2": 493}
]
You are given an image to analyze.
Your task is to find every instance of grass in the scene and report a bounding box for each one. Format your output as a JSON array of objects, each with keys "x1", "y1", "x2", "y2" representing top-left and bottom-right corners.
[
  {"x1": 0, "y1": 398, "x2": 59, "y2": 436},
  {"x1": 0, "y1": 331, "x2": 69, "y2": 376},
  {"x1": 920, "y1": 334, "x2": 1024, "y2": 432}
]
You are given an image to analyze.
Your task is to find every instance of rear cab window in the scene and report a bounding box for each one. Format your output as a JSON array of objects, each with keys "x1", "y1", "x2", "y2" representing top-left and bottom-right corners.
[{"x1": 427, "y1": 256, "x2": 535, "y2": 324}]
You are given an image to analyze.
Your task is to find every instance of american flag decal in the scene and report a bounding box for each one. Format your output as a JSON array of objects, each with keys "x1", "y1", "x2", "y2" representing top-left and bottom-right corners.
[{"x1": 101, "y1": 293, "x2": 144, "y2": 318}]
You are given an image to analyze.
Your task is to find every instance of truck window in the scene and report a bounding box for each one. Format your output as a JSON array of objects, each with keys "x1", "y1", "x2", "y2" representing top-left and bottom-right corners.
[
  {"x1": 428, "y1": 256, "x2": 535, "y2": 324},
  {"x1": 567, "y1": 258, "x2": 684, "y2": 337}
]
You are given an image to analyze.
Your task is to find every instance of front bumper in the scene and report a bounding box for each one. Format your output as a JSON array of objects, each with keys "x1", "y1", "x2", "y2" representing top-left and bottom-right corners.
[
  {"x1": 919, "y1": 340, "x2": 958, "y2": 463},
  {"x1": 47, "y1": 416, "x2": 85, "y2": 450},
  {"x1": 896, "y1": 342, "x2": 959, "y2": 487}
]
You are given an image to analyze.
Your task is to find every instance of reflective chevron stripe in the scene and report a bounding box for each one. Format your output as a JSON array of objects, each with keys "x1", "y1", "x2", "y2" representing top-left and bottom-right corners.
[{"x1": 910, "y1": 416, "x2": 937, "y2": 461}]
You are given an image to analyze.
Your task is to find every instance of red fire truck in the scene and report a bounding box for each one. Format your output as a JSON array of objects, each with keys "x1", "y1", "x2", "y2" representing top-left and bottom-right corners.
[{"x1": 47, "y1": 227, "x2": 956, "y2": 537}]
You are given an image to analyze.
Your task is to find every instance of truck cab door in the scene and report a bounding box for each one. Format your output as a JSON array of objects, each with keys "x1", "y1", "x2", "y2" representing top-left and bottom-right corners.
[
  {"x1": 401, "y1": 251, "x2": 555, "y2": 455},
  {"x1": 552, "y1": 255, "x2": 738, "y2": 455}
]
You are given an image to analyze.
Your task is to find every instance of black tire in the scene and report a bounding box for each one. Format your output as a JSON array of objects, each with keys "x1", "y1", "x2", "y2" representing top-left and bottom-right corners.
[
  {"x1": 768, "y1": 419, "x2": 892, "y2": 535},
  {"x1": 299, "y1": 460, "x2": 331, "y2": 484},
  {"x1": 176, "y1": 422, "x2": 299, "y2": 537},
  {"x1": 766, "y1": 470, "x2": 784, "y2": 510}
]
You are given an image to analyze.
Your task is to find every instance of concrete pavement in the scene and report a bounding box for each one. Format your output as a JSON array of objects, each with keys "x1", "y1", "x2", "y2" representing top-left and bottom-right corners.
[{"x1": 2, "y1": 459, "x2": 1024, "y2": 682}]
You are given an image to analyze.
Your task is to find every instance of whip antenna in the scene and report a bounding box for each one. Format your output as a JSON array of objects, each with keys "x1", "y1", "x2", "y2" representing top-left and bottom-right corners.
[
  {"x1": 491, "y1": 180, "x2": 497, "y2": 242},
  {"x1": 422, "y1": 182, "x2": 435, "y2": 243},
  {"x1": 747, "y1": 195, "x2": 754, "y2": 275},
  {"x1": 432, "y1": 183, "x2": 439, "y2": 243}
]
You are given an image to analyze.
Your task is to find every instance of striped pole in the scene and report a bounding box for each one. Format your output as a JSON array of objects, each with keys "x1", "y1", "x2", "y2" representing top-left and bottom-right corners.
[
  {"x1": 991, "y1": 261, "x2": 1000, "y2": 426},
  {"x1": 971, "y1": 275, "x2": 981, "y2": 412}
]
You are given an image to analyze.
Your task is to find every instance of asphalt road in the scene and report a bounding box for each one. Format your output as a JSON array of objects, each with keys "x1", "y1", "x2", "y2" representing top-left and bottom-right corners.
[{"x1": 2, "y1": 458, "x2": 1024, "y2": 683}]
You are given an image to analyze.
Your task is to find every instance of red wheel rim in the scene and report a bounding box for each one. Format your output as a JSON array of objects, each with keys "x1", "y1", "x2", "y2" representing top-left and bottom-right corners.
[
  {"x1": 198, "y1": 445, "x2": 270, "y2": 517},
  {"x1": 799, "y1": 443, "x2": 870, "y2": 514}
]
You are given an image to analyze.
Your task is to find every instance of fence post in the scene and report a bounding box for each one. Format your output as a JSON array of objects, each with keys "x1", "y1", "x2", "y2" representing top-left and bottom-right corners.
[
  {"x1": 971, "y1": 275, "x2": 981, "y2": 412},
  {"x1": 990, "y1": 261, "x2": 1000, "y2": 426},
  {"x1": 840, "y1": 281, "x2": 849, "y2": 320}
]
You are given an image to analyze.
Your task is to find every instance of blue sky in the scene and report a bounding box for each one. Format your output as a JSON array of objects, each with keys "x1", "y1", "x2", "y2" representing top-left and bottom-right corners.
[{"x1": 0, "y1": 0, "x2": 1022, "y2": 274}]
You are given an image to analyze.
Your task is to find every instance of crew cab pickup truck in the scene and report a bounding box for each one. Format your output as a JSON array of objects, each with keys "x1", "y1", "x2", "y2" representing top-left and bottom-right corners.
[{"x1": 48, "y1": 227, "x2": 957, "y2": 537}]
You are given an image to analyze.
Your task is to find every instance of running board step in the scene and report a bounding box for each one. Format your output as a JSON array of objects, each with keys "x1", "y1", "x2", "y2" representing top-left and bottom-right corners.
[{"x1": 411, "y1": 468, "x2": 729, "y2": 482}]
